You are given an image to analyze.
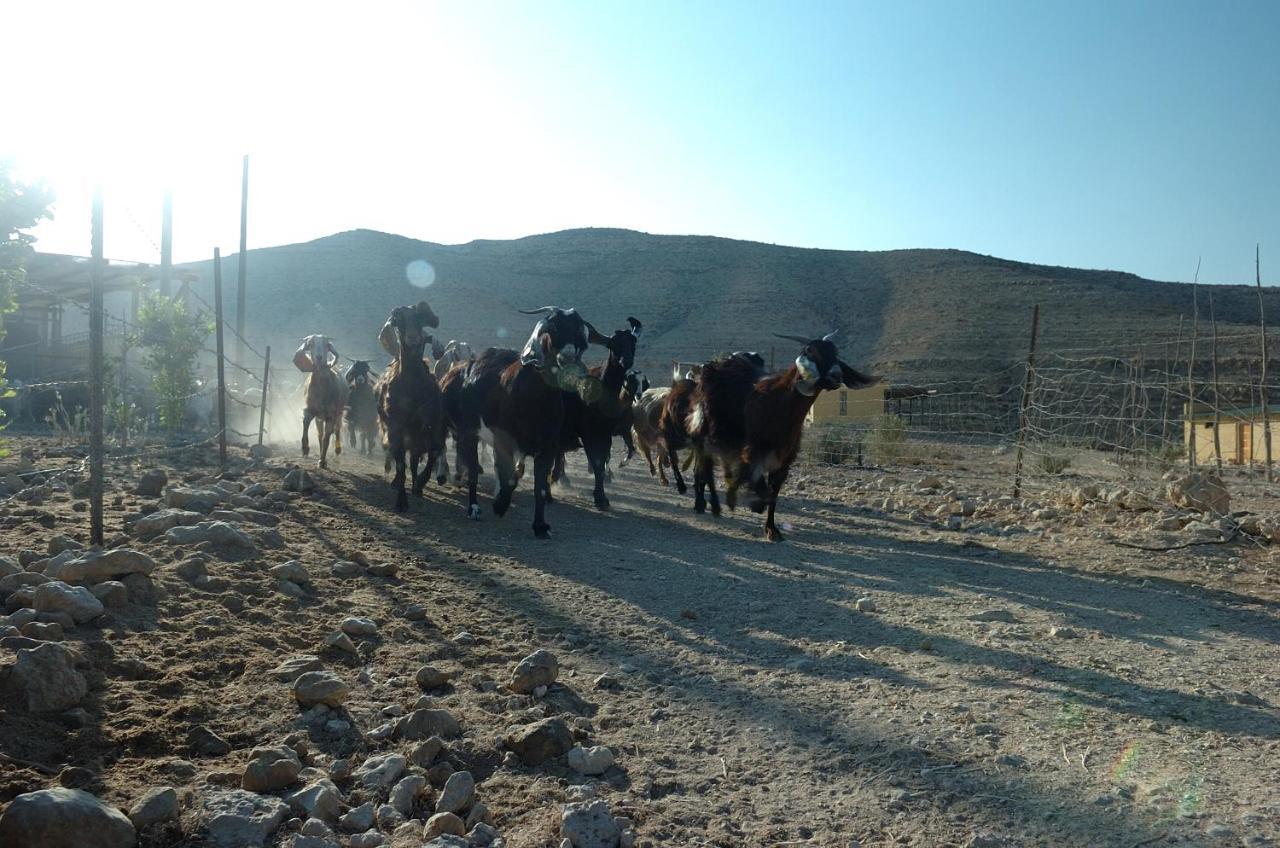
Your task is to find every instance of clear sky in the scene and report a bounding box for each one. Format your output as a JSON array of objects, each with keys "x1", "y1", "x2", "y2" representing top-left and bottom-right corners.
[{"x1": 6, "y1": 0, "x2": 1278, "y2": 284}]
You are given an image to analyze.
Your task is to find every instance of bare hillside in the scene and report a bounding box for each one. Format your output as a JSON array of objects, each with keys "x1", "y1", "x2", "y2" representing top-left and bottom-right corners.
[{"x1": 176, "y1": 228, "x2": 1276, "y2": 386}]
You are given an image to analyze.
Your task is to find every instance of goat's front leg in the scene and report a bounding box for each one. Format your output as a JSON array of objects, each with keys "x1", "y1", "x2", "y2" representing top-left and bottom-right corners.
[
  {"x1": 390, "y1": 436, "x2": 408, "y2": 512},
  {"x1": 333, "y1": 416, "x2": 342, "y2": 456},
  {"x1": 492, "y1": 434, "x2": 517, "y2": 517},
  {"x1": 410, "y1": 449, "x2": 425, "y2": 497},
  {"x1": 704, "y1": 455, "x2": 721, "y2": 517},
  {"x1": 532, "y1": 450, "x2": 553, "y2": 538},
  {"x1": 667, "y1": 443, "x2": 687, "y2": 494},
  {"x1": 587, "y1": 439, "x2": 610, "y2": 511},
  {"x1": 318, "y1": 419, "x2": 331, "y2": 469},
  {"x1": 460, "y1": 429, "x2": 482, "y2": 519},
  {"x1": 301, "y1": 410, "x2": 313, "y2": 456},
  {"x1": 764, "y1": 468, "x2": 790, "y2": 542},
  {"x1": 620, "y1": 429, "x2": 636, "y2": 466}
]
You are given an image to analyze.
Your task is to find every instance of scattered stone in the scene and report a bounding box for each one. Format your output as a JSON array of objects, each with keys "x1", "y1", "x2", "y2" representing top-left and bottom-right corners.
[
  {"x1": 136, "y1": 469, "x2": 168, "y2": 496},
  {"x1": 164, "y1": 486, "x2": 226, "y2": 512},
  {"x1": 408, "y1": 737, "x2": 445, "y2": 768},
  {"x1": 465, "y1": 802, "x2": 491, "y2": 830},
  {"x1": 423, "y1": 812, "x2": 467, "y2": 840},
  {"x1": 120, "y1": 573, "x2": 157, "y2": 605},
  {"x1": 0, "y1": 788, "x2": 135, "y2": 848},
  {"x1": 349, "y1": 833, "x2": 386, "y2": 848},
  {"x1": 510, "y1": 649, "x2": 559, "y2": 694},
  {"x1": 1166, "y1": 470, "x2": 1230, "y2": 516},
  {"x1": 375, "y1": 803, "x2": 404, "y2": 830},
  {"x1": 47, "y1": 535, "x2": 84, "y2": 556},
  {"x1": 188, "y1": 725, "x2": 232, "y2": 756},
  {"x1": 416, "y1": 665, "x2": 453, "y2": 690},
  {"x1": 331, "y1": 561, "x2": 362, "y2": 579},
  {"x1": 270, "y1": 561, "x2": 311, "y2": 584},
  {"x1": 293, "y1": 671, "x2": 350, "y2": 708},
  {"x1": 567, "y1": 745, "x2": 615, "y2": 776},
  {"x1": 434, "y1": 770, "x2": 474, "y2": 815},
  {"x1": 324, "y1": 631, "x2": 359, "y2": 656},
  {"x1": 390, "y1": 774, "x2": 427, "y2": 816},
  {"x1": 451, "y1": 631, "x2": 476, "y2": 645},
  {"x1": 366, "y1": 561, "x2": 399, "y2": 578},
  {"x1": 283, "y1": 468, "x2": 315, "y2": 494},
  {"x1": 394, "y1": 708, "x2": 462, "y2": 740},
  {"x1": 503, "y1": 717, "x2": 574, "y2": 766},
  {"x1": 353, "y1": 753, "x2": 407, "y2": 790},
  {"x1": 561, "y1": 799, "x2": 620, "y2": 848},
  {"x1": 128, "y1": 786, "x2": 179, "y2": 829},
  {"x1": 468, "y1": 822, "x2": 501, "y2": 847},
  {"x1": 47, "y1": 548, "x2": 157, "y2": 583},
  {"x1": 284, "y1": 780, "x2": 344, "y2": 822},
  {"x1": 21, "y1": 620, "x2": 64, "y2": 641},
  {"x1": 969, "y1": 609, "x2": 1017, "y2": 623},
  {"x1": 1049, "y1": 626, "x2": 1080, "y2": 639},
  {"x1": 241, "y1": 745, "x2": 303, "y2": 792},
  {"x1": 855, "y1": 596, "x2": 876, "y2": 612},
  {"x1": 202, "y1": 789, "x2": 291, "y2": 847},
  {"x1": 134, "y1": 509, "x2": 204, "y2": 540},
  {"x1": 339, "y1": 802, "x2": 375, "y2": 833},
  {"x1": 165, "y1": 521, "x2": 256, "y2": 551},
  {"x1": 9, "y1": 641, "x2": 87, "y2": 712},
  {"x1": 249, "y1": 444, "x2": 273, "y2": 461},
  {"x1": 89, "y1": 581, "x2": 128, "y2": 608},
  {"x1": 341, "y1": 616, "x2": 378, "y2": 637},
  {"x1": 592, "y1": 673, "x2": 619, "y2": 691}
]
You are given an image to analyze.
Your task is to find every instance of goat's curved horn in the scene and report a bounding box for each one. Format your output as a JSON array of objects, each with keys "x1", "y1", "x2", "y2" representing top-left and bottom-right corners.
[
  {"x1": 773, "y1": 333, "x2": 812, "y2": 344},
  {"x1": 822, "y1": 330, "x2": 839, "y2": 342},
  {"x1": 627, "y1": 317, "x2": 643, "y2": 335},
  {"x1": 518, "y1": 307, "x2": 558, "y2": 315}
]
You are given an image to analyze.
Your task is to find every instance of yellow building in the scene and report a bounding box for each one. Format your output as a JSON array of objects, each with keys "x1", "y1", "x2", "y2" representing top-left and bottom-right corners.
[
  {"x1": 1184, "y1": 403, "x2": 1280, "y2": 464},
  {"x1": 807, "y1": 380, "x2": 889, "y2": 424}
]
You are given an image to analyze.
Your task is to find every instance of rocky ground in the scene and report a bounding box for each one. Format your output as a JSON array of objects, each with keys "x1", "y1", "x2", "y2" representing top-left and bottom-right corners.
[{"x1": 0, "y1": 435, "x2": 1278, "y2": 848}]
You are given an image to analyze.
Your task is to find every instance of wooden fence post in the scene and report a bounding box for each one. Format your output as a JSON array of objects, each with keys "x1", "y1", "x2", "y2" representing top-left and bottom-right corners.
[
  {"x1": 258, "y1": 345, "x2": 271, "y2": 445},
  {"x1": 1210, "y1": 290, "x2": 1223, "y2": 471},
  {"x1": 89, "y1": 187, "x2": 105, "y2": 546},
  {"x1": 213, "y1": 248, "x2": 228, "y2": 470},
  {"x1": 1188, "y1": 259, "x2": 1201, "y2": 468},
  {"x1": 1012, "y1": 304, "x2": 1040, "y2": 498}
]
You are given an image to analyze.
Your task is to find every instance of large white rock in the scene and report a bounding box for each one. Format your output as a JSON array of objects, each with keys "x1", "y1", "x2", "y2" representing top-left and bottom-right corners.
[
  {"x1": 9, "y1": 642, "x2": 87, "y2": 712},
  {"x1": 133, "y1": 509, "x2": 203, "y2": 540},
  {"x1": 0, "y1": 788, "x2": 135, "y2": 848},
  {"x1": 561, "y1": 799, "x2": 621, "y2": 848},
  {"x1": 352, "y1": 753, "x2": 406, "y2": 790},
  {"x1": 165, "y1": 521, "x2": 256, "y2": 551},
  {"x1": 164, "y1": 486, "x2": 226, "y2": 512},
  {"x1": 283, "y1": 779, "x2": 344, "y2": 822},
  {"x1": 47, "y1": 548, "x2": 158, "y2": 584},
  {"x1": 293, "y1": 671, "x2": 349, "y2": 708},
  {"x1": 33, "y1": 581, "x2": 104, "y2": 623},
  {"x1": 510, "y1": 649, "x2": 559, "y2": 694},
  {"x1": 202, "y1": 789, "x2": 290, "y2": 847}
]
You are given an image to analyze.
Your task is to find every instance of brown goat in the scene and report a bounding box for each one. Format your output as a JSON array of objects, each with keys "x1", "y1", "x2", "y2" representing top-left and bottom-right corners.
[
  {"x1": 632, "y1": 386, "x2": 672, "y2": 485},
  {"x1": 376, "y1": 302, "x2": 446, "y2": 512},
  {"x1": 688, "y1": 337, "x2": 875, "y2": 541},
  {"x1": 297, "y1": 335, "x2": 349, "y2": 469}
]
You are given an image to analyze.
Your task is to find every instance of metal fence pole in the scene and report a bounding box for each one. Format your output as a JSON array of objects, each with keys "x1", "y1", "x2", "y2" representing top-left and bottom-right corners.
[
  {"x1": 1012, "y1": 304, "x2": 1040, "y2": 499},
  {"x1": 213, "y1": 248, "x2": 228, "y2": 470},
  {"x1": 89, "y1": 188, "x2": 105, "y2": 546}
]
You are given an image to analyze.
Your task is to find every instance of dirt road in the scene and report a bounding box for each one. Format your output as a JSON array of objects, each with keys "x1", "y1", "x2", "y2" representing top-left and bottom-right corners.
[{"x1": 3, "y1": 442, "x2": 1279, "y2": 847}]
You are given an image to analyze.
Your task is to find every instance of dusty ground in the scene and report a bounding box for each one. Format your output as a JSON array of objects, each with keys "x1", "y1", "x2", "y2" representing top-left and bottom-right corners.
[{"x1": 2, "y1": 434, "x2": 1279, "y2": 848}]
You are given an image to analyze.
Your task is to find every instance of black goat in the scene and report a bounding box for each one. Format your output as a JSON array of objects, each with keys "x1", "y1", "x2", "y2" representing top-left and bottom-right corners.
[
  {"x1": 376, "y1": 302, "x2": 446, "y2": 512},
  {"x1": 344, "y1": 360, "x2": 379, "y2": 456},
  {"x1": 443, "y1": 307, "x2": 605, "y2": 537},
  {"x1": 687, "y1": 334, "x2": 875, "y2": 541},
  {"x1": 553, "y1": 317, "x2": 642, "y2": 510}
]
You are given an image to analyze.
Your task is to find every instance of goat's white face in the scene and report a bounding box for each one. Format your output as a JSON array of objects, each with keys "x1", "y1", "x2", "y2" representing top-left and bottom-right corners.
[{"x1": 308, "y1": 335, "x2": 337, "y2": 370}]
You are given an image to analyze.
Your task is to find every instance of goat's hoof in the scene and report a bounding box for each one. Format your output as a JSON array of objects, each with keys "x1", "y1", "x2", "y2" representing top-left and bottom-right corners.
[
  {"x1": 395, "y1": 497, "x2": 409, "y2": 512},
  {"x1": 765, "y1": 527, "x2": 784, "y2": 542},
  {"x1": 749, "y1": 498, "x2": 766, "y2": 514},
  {"x1": 533, "y1": 523, "x2": 551, "y2": 539},
  {"x1": 319, "y1": 460, "x2": 328, "y2": 470},
  {"x1": 676, "y1": 483, "x2": 687, "y2": 495},
  {"x1": 466, "y1": 504, "x2": 482, "y2": 520},
  {"x1": 711, "y1": 504, "x2": 722, "y2": 517},
  {"x1": 493, "y1": 497, "x2": 511, "y2": 517},
  {"x1": 436, "y1": 474, "x2": 447, "y2": 486},
  {"x1": 694, "y1": 502, "x2": 706, "y2": 514},
  {"x1": 302, "y1": 446, "x2": 310, "y2": 456},
  {"x1": 594, "y1": 497, "x2": 610, "y2": 512},
  {"x1": 335, "y1": 446, "x2": 342, "y2": 455}
]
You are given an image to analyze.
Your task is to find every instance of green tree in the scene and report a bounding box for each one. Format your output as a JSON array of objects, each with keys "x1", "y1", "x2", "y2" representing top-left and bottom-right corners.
[
  {"x1": 0, "y1": 160, "x2": 55, "y2": 455},
  {"x1": 134, "y1": 294, "x2": 212, "y2": 433}
]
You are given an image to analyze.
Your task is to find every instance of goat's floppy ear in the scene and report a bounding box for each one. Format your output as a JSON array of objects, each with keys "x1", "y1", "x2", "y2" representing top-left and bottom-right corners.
[
  {"x1": 415, "y1": 301, "x2": 440, "y2": 329},
  {"x1": 378, "y1": 321, "x2": 399, "y2": 357},
  {"x1": 627, "y1": 317, "x2": 642, "y2": 336},
  {"x1": 326, "y1": 340, "x2": 339, "y2": 361},
  {"x1": 839, "y1": 361, "x2": 878, "y2": 389},
  {"x1": 586, "y1": 322, "x2": 610, "y2": 346}
]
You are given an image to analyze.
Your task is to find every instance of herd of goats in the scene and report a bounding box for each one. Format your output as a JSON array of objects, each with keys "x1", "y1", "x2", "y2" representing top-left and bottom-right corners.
[{"x1": 292, "y1": 302, "x2": 874, "y2": 542}]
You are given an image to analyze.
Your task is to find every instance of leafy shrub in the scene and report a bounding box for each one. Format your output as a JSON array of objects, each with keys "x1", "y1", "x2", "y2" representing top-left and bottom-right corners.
[
  {"x1": 865, "y1": 414, "x2": 909, "y2": 464},
  {"x1": 1036, "y1": 449, "x2": 1074, "y2": 475}
]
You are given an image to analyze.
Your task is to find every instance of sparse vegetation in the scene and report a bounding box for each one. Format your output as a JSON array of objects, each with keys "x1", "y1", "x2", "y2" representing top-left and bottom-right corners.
[
  {"x1": 865, "y1": 414, "x2": 909, "y2": 464},
  {"x1": 1036, "y1": 445, "x2": 1075, "y2": 474},
  {"x1": 807, "y1": 422, "x2": 863, "y2": 465},
  {"x1": 134, "y1": 294, "x2": 212, "y2": 433}
]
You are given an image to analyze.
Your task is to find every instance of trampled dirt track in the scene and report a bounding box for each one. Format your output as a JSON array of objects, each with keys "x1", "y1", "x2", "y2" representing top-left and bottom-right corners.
[{"x1": 2, "y1": 440, "x2": 1279, "y2": 847}]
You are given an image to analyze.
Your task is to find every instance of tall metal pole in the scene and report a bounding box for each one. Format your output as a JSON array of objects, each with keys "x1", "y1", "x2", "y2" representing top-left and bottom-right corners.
[
  {"x1": 258, "y1": 346, "x2": 271, "y2": 445},
  {"x1": 236, "y1": 154, "x2": 249, "y2": 374},
  {"x1": 160, "y1": 189, "x2": 173, "y2": 298},
  {"x1": 1257, "y1": 244, "x2": 1272, "y2": 480},
  {"x1": 1012, "y1": 304, "x2": 1040, "y2": 498},
  {"x1": 89, "y1": 188, "x2": 105, "y2": 546},
  {"x1": 213, "y1": 248, "x2": 228, "y2": 470}
]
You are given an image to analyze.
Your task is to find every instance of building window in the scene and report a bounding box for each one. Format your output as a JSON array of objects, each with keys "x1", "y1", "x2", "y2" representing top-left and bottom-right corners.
[
  {"x1": 1204, "y1": 422, "x2": 1214, "y2": 429},
  {"x1": 839, "y1": 392, "x2": 848, "y2": 416}
]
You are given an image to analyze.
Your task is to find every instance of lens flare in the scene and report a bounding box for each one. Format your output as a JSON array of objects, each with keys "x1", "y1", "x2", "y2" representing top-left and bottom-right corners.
[{"x1": 406, "y1": 259, "x2": 435, "y2": 289}]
